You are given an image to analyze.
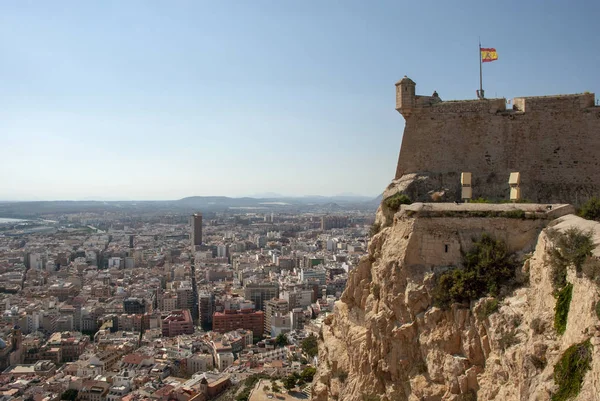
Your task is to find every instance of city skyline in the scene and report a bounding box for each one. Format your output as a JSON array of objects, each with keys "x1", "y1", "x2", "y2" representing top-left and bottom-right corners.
[{"x1": 2, "y1": 1, "x2": 599, "y2": 200}]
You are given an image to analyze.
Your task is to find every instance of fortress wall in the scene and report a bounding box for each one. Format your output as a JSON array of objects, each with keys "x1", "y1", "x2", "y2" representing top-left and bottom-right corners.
[
  {"x1": 429, "y1": 98, "x2": 506, "y2": 114},
  {"x1": 404, "y1": 215, "x2": 546, "y2": 270},
  {"x1": 395, "y1": 95, "x2": 600, "y2": 203},
  {"x1": 515, "y1": 93, "x2": 595, "y2": 112}
]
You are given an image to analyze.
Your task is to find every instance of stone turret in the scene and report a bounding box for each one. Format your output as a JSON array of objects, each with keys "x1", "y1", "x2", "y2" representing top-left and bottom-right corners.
[{"x1": 395, "y1": 76, "x2": 416, "y2": 118}]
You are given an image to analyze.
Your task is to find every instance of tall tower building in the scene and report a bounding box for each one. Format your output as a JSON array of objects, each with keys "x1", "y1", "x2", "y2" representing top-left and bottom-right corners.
[
  {"x1": 264, "y1": 298, "x2": 289, "y2": 335},
  {"x1": 191, "y1": 213, "x2": 203, "y2": 247}
]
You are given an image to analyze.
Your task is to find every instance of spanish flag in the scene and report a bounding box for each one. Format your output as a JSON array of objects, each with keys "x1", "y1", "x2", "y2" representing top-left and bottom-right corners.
[{"x1": 481, "y1": 48, "x2": 498, "y2": 63}]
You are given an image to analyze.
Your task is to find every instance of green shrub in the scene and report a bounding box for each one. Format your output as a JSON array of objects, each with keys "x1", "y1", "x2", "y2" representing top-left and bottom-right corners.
[
  {"x1": 547, "y1": 228, "x2": 596, "y2": 289},
  {"x1": 301, "y1": 334, "x2": 319, "y2": 359},
  {"x1": 236, "y1": 388, "x2": 251, "y2": 401},
  {"x1": 283, "y1": 375, "x2": 297, "y2": 390},
  {"x1": 60, "y1": 390, "x2": 78, "y2": 401},
  {"x1": 301, "y1": 367, "x2": 317, "y2": 382},
  {"x1": 470, "y1": 197, "x2": 492, "y2": 203},
  {"x1": 369, "y1": 222, "x2": 381, "y2": 237},
  {"x1": 579, "y1": 197, "x2": 600, "y2": 221},
  {"x1": 477, "y1": 298, "x2": 499, "y2": 319},
  {"x1": 275, "y1": 333, "x2": 289, "y2": 347},
  {"x1": 552, "y1": 339, "x2": 592, "y2": 401},
  {"x1": 433, "y1": 235, "x2": 517, "y2": 308},
  {"x1": 554, "y1": 283, "x2": 573, "y2": 335},
  {"x1": 581, "y1": 257, "x2": 600, "y2": 284},
  {"x1": 383, "y1": 193, "x2": 412, "y2": 211},
  {"x1": 502, "y1": 209, "x2": 526, "y2": 219}
]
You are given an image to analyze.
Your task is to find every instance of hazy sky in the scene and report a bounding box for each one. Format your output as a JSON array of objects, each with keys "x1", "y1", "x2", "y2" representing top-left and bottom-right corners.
[{"x1": 1, "y1": 1, "x2": 599, "y2": 200}]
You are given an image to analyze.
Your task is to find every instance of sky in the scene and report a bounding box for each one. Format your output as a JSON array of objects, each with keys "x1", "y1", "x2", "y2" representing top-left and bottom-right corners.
[{"x1": 1, "y1": 1, "x2": 599, "y2": 201}]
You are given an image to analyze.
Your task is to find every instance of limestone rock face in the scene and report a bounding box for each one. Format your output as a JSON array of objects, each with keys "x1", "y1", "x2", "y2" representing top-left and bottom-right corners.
[{"x1": 312, "y1": 210, "x2": 600, "y2": 401}]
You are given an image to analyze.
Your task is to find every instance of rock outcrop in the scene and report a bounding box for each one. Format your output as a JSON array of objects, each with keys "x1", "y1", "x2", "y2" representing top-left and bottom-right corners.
[{"x1": 312, "y1": 204, "x2": 600, "y2": 401}]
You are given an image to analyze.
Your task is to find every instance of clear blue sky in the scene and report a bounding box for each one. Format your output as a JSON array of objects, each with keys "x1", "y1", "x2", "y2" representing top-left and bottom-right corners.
[{"x1": 1, "y1": 1, "x2": 598, "y2": 200}]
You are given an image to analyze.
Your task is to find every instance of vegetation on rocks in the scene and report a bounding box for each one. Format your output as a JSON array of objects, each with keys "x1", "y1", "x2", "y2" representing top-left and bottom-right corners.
[
  {"x1": 578, "y1": 197, "x2": 600, "y2": 221},
  {"x1": 554, "y1": 283, "x2": 573, "y2": 335},
  {"x1": 547, "y1": 227, "x2": 596, "y2": 289},
  {"x1": 383, "y1": 193, "x2": 412, "y2": 211},
  {"x1": 499, "y1": 328, "x2": 520, "y2": 351},
  {"x1": 477, "y1": 298, "x2": 499, "y2": 319},
  {"x1": 552, "y1": 339, "x2": 592, "y2": 401},
  {"x1": 369, "y1": 222, "x2": 381, "y2": 237},
  {"x1": 546, "y1": 228, "x2": 596, "y2": 334},
  {"x1": 433, "y1": 235, "x2": 517, "y2": 308}
]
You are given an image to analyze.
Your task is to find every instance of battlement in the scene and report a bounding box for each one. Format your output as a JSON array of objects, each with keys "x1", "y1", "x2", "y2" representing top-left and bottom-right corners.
[
  {"x1": 513, "y1": 93, "x2": 595, "y2": 112},
  {"x1": 395, "y1": 76, "x2": 596, "y2": 118}
]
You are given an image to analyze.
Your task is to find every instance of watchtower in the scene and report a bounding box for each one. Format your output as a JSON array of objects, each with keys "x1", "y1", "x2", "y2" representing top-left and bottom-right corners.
[{"x1": 395, "y1": 76, "x2": 416, "y2": 118}]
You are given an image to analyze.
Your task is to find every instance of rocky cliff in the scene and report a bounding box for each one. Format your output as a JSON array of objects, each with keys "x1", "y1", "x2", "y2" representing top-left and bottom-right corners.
[{"x1": 312, "y1": 202, "x2": 600, "y2": 401}]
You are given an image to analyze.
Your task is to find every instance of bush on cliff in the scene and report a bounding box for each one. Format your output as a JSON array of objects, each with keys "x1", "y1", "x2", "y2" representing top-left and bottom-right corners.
[
  {"x1": 545, "y1": 228, "x2": 595, "y2": 335},
  {"x1": 552, "y1": 339, "x2": 592, "y2": 401},
  {"x1": 369, "y1": 222, "x2": 381, "y2": 237},
  {"x1": 554, "y1": 283, "x2": 573, "y2": 335},
  {"x1": 547, "y1": 228, "x2": 596, "y2": 288},
  {"x1": 383, "y1": 193, "x2": 412, "y2": 211},
  {"x1": 579, "y1": 197, "x2": 600, "y2": 221},
  {"x1": 433, "y1": 235, "x2": 517, "y2": 308}
]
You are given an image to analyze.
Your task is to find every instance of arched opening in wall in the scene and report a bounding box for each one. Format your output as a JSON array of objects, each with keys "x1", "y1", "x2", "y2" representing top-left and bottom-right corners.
[{"x1": 444, "y1": 244, "x2": 449, "y2": 253}]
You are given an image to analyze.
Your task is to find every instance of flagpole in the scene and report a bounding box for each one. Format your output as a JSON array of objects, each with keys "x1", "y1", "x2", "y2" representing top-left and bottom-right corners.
[{"x1": 478, "y1": 39, "x2": 484, "y2": 99}]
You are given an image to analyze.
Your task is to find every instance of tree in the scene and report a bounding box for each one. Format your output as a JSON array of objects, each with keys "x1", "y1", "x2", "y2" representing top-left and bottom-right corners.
[
  {"x1": 301, "y1": 366, "x2": 317, "y2": 382},
  {"x1": 283, "y1": 375, "x2": 297, "y2": 391},
  {"x1": 579, "y1": 197, "x2": 600, "y2": 221},
  {"x1": 275, "y1": 333, "x2": 289, "y2": 347},
  {"x1": 271, "y1": 383, "x2": 281, "y2": 393},
  {"x1": 60, "y1": 389, "x2": 78, "y2": 401},
  {"x1": 301, "y1": 334, "x2": 319, "y2": 359}
]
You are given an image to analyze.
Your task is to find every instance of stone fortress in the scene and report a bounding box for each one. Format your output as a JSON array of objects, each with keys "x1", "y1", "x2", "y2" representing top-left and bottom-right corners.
[{"x1": 393, "y1": 76, "x2": 600, "y2": 204}]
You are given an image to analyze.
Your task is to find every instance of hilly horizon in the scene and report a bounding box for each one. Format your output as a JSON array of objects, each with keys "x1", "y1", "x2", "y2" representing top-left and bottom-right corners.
[{"x1": 0, "y1": 193, "x2": 380, "y2": 203}]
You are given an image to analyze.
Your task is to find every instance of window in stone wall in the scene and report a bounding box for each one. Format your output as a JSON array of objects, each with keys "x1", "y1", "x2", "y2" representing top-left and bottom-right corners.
[{"x1": 444, "y1": 244, "x2": 449, "y2": 253}]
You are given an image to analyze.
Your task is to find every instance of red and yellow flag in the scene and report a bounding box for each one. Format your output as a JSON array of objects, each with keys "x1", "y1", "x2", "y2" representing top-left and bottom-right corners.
[{"x1": 481, "y1": 48, "x2": 498, "y2": 63}]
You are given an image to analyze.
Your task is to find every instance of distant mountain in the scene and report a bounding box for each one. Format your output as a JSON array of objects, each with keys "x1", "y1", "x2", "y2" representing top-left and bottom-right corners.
[
  {"x1": 0, "y1": 194, "x2": 380, "y2": 217},
  {"x1": 248, "y1": 192, "x2": 284, "y2": 198},
  {"x1": 177, "y1": 195, "x2": 375, "y2": 205},
  {"x1": 299, "y1": 195, "x2": 374, "y2": 203}
]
